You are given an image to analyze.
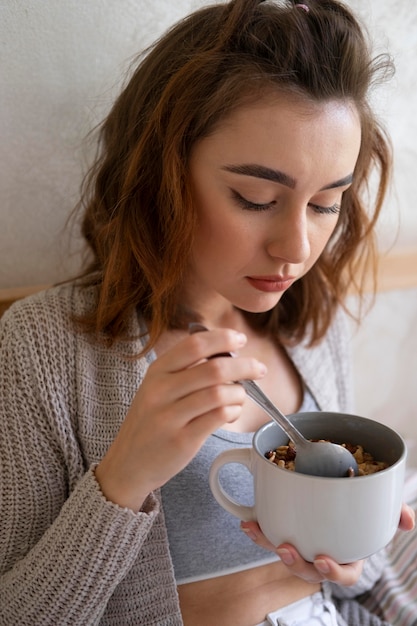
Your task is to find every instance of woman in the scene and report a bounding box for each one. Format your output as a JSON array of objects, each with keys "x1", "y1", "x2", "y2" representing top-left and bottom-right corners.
[{"x1": 0, "y1": 1, "x2": 414, "y2": 625}]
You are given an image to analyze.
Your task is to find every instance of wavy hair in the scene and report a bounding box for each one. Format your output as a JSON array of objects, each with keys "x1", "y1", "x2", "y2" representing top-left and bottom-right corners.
[{"x1": 74, "y1": 0, "x2": 393, "y2": 348}]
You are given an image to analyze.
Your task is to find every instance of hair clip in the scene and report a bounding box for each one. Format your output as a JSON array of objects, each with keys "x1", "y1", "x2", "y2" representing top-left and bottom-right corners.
[{"x1": 295, "y1": 3, "x2": 310, "y2": 12}]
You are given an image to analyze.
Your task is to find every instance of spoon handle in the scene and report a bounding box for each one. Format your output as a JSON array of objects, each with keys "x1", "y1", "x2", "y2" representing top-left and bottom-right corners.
[{"x1": 238, "y1": 378, "x2": 307, "y2": 448}]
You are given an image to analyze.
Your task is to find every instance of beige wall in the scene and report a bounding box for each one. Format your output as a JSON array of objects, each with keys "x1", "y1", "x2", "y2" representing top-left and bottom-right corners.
[{"x1": 0, "y1": 0, "x2": 201, "y2": 288}]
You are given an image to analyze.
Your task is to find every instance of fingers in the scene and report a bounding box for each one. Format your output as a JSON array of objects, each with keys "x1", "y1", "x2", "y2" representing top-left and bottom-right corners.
[
  {"x1": 175, "y1": 352, "x2": 267, "y2": 400},
  {"x1": 142, "y1": 352, "x2": 265, "y2": 433},
  {"x1": 145, "y1": 329, "x2": 267, "y2": 411},
  {"x1": 399, "y1": 503, "x2": 415, "y2": 531},
  {"x1": 240, "y1": 520, "x2": 279, "y2": 551},
  {"x1": 311, "y1": 554, "x2": 363, "y2": 586},
  {"x1": 157, "y1": 327, "x2": 248, "y2": 372},
  {"x1": 240, "y1": 521, "x2": 364, "y2": 586}
]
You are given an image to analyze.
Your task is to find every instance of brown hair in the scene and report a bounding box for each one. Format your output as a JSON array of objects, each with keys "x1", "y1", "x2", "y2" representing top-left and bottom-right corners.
[{"x1": 74, "y1": 0, "x2": 393, "y2": 348}]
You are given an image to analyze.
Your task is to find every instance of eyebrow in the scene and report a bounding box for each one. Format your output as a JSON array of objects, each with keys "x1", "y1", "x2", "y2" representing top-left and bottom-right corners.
[{"x1": 221, "y1": 163, "x2": 353, "y2": 191}]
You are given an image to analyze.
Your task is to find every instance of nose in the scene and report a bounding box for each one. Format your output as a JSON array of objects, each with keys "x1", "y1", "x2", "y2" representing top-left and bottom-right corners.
[{"x1": 265, "y1": 206, "x2": 311, "y2": 264}]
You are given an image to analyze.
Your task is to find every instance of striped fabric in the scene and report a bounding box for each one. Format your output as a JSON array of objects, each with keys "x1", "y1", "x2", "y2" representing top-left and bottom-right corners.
[
  {"x1": 361, "y1": 469, "x2": 417, "y2": 625},
  {"x1": 336, "y1": 599, "x2": 391, "y2": 626}
]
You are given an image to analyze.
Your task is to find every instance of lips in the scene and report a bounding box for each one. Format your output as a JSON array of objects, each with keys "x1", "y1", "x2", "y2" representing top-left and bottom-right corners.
[{"x1": 246, "y1": 275, "x2": 295, "y2": 293}]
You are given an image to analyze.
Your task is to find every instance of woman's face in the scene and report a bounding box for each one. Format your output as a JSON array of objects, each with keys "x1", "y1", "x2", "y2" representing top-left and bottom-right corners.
[{"x1": 185, "y1": 93, "x2": 361, "y2": 319}]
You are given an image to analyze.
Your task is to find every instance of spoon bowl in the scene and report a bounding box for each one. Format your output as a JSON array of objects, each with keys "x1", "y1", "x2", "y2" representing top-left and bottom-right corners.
[{"x1": 189, "y1": 323, "x2": 358, "y2": 478}]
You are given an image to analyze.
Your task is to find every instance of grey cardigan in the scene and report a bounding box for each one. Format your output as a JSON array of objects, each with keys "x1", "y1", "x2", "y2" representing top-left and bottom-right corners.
[{"x1": 0, "y1": 283, "x2": 387, "y2": 625}]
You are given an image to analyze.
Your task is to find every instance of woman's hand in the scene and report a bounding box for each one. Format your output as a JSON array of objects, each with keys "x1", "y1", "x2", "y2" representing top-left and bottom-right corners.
[
  {"x1": 241, "y1": 502, "x2": 415, "y2": 585},
  {"x1": 399, "y1": 502, "x2": 415, "y2": 531},
  {"x1": 240, "y1": 520, "x2": 363, "y2": 585},
  {"x1": 95, "y1": 328, "x2": 266, "y2": 512}
]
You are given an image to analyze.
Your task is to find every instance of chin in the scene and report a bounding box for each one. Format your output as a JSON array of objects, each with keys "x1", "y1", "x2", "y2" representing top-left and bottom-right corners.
[{"x1": 236, "y1": 299, "x2": 282, "y2": 315}]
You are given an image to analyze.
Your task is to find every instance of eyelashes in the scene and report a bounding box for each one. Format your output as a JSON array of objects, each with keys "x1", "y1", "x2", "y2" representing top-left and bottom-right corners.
[
  {"x1": 230, "y1": 189, "x2": 341, "y2": 215},
  {"x1": 231, "y1": 190, "x2": 274, "y2": 211},
  {"x1": 308, "y1": 202, "x2": 341, "y2": 215}
]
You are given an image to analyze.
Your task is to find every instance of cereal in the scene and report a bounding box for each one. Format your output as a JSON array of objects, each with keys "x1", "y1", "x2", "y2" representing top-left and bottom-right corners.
[{"x1": 265, "y1": 440, "x2": 388, "y2": 476}]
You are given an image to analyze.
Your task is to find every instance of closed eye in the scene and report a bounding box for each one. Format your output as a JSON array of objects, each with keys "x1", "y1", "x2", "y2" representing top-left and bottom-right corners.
[
  {"x1": 231, "y1": 189, "x2": 275, "y2": 212},
  {"x1": 309, "y1": 202, "x2": 341, "y2": 215},
  {"x1": 231, "y1": 189, "x2": 341, "y2": 215}
]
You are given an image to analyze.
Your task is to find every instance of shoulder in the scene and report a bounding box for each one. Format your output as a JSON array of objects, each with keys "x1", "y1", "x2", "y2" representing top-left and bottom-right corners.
[
  {"x1": 0, "y1": 283, "x2": 93, "y2": 403},
  {"x1": 1, "y1": 281, "x2": 146, "y2": 345},
  {"x1": 2, "y1": 281, "x2": 96, "y2": 328},
  {"x1": 1, "y1": 280, "x2": 158, "y2": 386},
  {"x1": 0, "y1": 281, "x2": 151, "y2": 372},
  {"x1": 0, "y1": 282, "x2": 153, "y2": 449}
]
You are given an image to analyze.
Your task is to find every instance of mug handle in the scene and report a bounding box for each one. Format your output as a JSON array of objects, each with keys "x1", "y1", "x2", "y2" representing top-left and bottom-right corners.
[{"x1": 209, "y1": 448, "x2": 256, "y2": 521}]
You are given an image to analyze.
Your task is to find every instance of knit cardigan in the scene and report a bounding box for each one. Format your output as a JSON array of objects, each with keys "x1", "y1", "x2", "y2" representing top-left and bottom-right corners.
[{"x1": 0, "y1": 282, "x2": 388, "y2": 625}]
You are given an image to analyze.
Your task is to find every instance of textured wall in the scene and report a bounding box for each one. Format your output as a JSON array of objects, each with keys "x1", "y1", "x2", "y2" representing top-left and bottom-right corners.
[
  {"x1": 0, "y1": 0, "x2": 200, "y2": 287},
  {"x1": 1, "y1": 1, "x2": 416, "y2": 445},
  {"x1": 349, "y1": 0, "x2": 417, "y2": 247}
]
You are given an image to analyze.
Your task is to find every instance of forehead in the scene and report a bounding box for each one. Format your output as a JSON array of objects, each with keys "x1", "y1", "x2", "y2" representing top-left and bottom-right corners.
[
  {"x1": 214, "y1": 90, "x2": 360, "y2": 138},
  {"x1": 191, "y1": 93, "x2": 361, "y2": 186}
]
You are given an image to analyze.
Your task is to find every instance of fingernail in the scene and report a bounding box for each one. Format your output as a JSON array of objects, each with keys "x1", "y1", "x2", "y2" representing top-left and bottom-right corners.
[
  {"x1": 240, "y1": 526, "x2": 257, "y2": 541},
  {"x1": 235, "y1": 332, "x2": 247, "y2": 346},
  {"x1": 258, "y1": 362, "x2": 268, "y2": 376},
  {"x1": 277, "y1": 548, "x2": 294, "y2": 566},
  {"x1": 314, "y1": 559, "x2": 330, "y2": 574}
]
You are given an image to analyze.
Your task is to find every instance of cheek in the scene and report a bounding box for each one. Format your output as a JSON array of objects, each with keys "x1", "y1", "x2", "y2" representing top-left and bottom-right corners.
[
  {"x1": 310, "y1": 218, "x2": 339, "y2": 256},
  {"x1": 194, "y1": 212, "x2": 225, "y2": 246},
  {"x1": 194, "y1": 198, "x2": 246, "y2": 248},
  {"x1": 192, "y1": 211, "x2": 234, "y2": 266}
]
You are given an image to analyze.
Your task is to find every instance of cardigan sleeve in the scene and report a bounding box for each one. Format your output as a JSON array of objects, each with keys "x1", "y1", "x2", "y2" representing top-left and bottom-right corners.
[{"x1": 0, "y1": 300, "x2": 162, "y2": 625}]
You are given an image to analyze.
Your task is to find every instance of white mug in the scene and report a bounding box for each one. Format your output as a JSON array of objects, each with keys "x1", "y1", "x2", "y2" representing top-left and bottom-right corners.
[{"x1": 209, "y1": 412, "x2": 406, "y2": 563}]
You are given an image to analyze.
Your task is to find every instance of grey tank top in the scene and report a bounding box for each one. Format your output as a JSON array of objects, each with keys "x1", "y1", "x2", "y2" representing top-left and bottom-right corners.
[{"x1": 162, "y1": 389, "x2": 319, "y2": 584}]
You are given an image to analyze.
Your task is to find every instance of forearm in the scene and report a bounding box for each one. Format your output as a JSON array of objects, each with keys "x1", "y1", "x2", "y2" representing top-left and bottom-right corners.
[{"x1": 0, "y1": 468, "x2": 160, "y2": 625}]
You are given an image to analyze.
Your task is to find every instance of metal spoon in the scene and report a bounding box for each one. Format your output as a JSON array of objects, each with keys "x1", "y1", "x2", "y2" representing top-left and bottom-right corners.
[{"x1": 189, "y1": 323, "x2": 358, "y2": 478}]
